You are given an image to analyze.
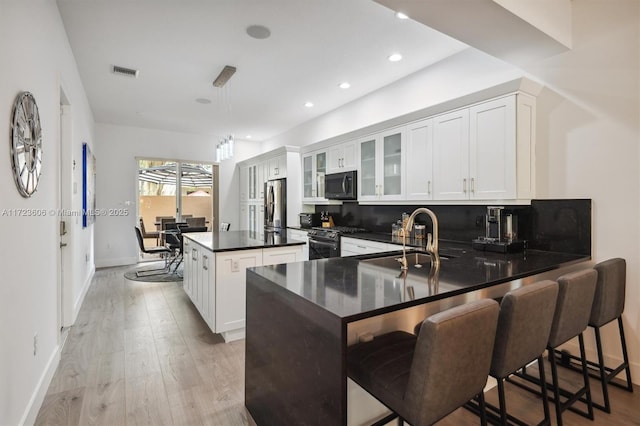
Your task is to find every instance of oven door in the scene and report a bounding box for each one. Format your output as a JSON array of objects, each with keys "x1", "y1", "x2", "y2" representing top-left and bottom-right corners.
[{"x1": 309, "y1": 238, "x2": 339, "y2": 259}]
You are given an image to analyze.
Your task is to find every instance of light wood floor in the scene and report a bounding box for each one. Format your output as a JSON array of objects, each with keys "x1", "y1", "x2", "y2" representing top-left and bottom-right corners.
[{"x1": 36, "y1": 266, "x2": 639, "y2": 425}]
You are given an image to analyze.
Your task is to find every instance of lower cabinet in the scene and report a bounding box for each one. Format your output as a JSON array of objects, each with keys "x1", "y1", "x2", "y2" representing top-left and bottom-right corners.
[
  {"x1": 182, "y1": 238, "x2": 303, "y2": 342},
  {"x1": 341, "y1": 237, "x2": 401, "y2": 257}
]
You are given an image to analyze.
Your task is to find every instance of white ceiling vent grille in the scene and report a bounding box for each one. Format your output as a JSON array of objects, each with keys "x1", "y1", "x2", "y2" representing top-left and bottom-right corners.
[{"x1": 112, "y1": 65, "x2": 139, "y2": 78}]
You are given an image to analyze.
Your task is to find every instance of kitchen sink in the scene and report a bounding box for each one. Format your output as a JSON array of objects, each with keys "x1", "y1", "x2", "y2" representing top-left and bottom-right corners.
[{"x1": 361, "y1": 252, "x2": 436, "y2": 269}]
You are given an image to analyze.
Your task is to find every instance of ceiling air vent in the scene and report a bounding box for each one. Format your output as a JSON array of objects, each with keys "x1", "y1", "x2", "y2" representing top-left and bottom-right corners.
[{"x1": 112, "y1": 65, "x2": 139, "y2": 78}]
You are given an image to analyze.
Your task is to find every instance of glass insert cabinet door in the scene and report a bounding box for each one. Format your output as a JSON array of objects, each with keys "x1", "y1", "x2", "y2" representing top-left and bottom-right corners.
[
  {"x1": 383, "y1": 132, "x2": 402, "y2": 196},
  {"x1": 360, "y1": 139, "x2": 376, "y2": 197},
  {"x1": 316, "y1": 152, "x2": 326, "y2": 198},
  {"x1": 303, "y1": 155, "x2": 313, "y2": 198}
]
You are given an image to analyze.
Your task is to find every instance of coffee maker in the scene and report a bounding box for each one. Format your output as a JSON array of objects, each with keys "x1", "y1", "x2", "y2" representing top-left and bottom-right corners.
[{"x1": 472, "y1": 206, "x2": 525, "y2": 253}]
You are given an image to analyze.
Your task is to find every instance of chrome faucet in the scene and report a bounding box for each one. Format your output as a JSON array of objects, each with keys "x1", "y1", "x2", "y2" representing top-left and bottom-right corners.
[{"x1": 400, "y1": 207, "x2": 440, "y2": 270}]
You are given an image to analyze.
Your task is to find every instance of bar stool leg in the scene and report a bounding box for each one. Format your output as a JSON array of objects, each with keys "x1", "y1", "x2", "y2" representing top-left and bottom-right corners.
[
  {"x1": 538, "y1": 355, "x2": 551, "y2": 426},
  {"x1": 618, "y1": 318, "x2": 634, "y2": 392},
  {"x1": 594, "y1": 326, "x2": 611, "y2": 412},
  {"x1": 549, "y1": 347, "x2": 564, "y2": 426},
  {"x1": 578, "y1": 333, "x2": 595, "y2": 420},
  {"x1": 497, "y1": 379, "x2": 508, "y2": 426},
  {"x1": 478, "y1": 392, "x2": 488, "y2": 426}
]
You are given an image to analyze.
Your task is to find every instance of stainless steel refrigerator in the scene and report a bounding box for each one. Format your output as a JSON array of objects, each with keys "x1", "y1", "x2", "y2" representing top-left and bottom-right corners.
[{"x1": 264, "y1": 178, "x2": 286, "y2": 233}]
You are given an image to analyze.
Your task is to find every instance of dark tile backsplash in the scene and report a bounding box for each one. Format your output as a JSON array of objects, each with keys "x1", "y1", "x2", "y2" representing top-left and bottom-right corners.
[{"x1": 315, "y1": 199, "x2": 591, "y2": 255}]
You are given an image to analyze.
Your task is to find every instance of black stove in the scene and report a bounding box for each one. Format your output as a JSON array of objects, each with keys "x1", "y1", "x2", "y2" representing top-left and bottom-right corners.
[
  {"x1": 308, "y1": 226, "x2": 367, "y2": 259},
  {"x1": 308, "y1": 226, "x2": 368, "y2": 240}
]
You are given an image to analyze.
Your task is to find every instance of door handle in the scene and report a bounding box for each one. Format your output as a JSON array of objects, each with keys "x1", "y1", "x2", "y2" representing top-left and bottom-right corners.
[
  {"x1": 342, "y1": 175, "x2": 347, "y2": 193},
  {"x1": 60, "y1": 242, "x2": 67, "y2": 248}
]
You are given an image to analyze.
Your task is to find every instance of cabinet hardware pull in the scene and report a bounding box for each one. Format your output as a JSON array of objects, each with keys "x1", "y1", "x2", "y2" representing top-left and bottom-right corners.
[
  {"x1": 463, "y1": 178, "x2": 467, "y2": 193},
  {"x1": 428, "y1": 180, "x2": 431, "y2": 194},
  {"x1": 471, "y1": 177, "x2": 475, "y2": 193},
  {"x1": 357, "y1": 245, "x2": 366, "y2": 249},
  {"x1": 202, "y1": 255, "x2": 208, "y2": 270}
]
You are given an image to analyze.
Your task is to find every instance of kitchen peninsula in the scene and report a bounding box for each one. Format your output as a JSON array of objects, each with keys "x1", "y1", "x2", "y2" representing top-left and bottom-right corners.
[
  {"x1": 244, "y1": 244, "x2": 590, "y2": 425},
  {"x1": 181, "y1": 231, "x2": 304, "y2": 342}
]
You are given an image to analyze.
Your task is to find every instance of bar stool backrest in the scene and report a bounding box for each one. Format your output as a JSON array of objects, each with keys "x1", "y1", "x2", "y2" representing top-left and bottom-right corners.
[
  {"x1": 591, "y1": 258, "x2": 626, "y2": 327},
  {"x1": 405, "y1": 299, "x2": 499, "y2": 426},
  {"x1": 491, "y1": 280, "x2": 559, "y2": 378},
  {"x1": 548, "y1": 269, "x2": 597, "y2": 348}
]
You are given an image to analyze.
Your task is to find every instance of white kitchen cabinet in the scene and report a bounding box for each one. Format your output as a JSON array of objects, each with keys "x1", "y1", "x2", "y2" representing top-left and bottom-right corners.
[
  {"x1": 263, "y1": 245, "x2": 304, "y2": 265},
  {"x1": 431, "y1": 94, "x2": 533, "y2": 201},
  {"x1": 341, "y1": 237, "x2": 394, "y2": 257},
  {"x1": 183, "y1": 234, "x2": 304, "y2": 342},
  {"x1": 358, "y1": 129, "x2": 405, "y2": 201},
  {"x1": 405, "y1": 118, "x2": 434, "y2": 201},
  {"x1": 248, "y1": 163, "x2": 265, "y2": 202},
  {"x1": 215, "y1": 249, "x2": 263, "y2": 336},
  {"x1": 302, "y1": 150, "x2": 327, "y2": 202},
  {"x1": 183, "y1": 237, "x2": 193, "y2": 297},
  {"x1": 199, "y1": 251, "x2": 214, "y2": 328},
  {"x1": 327, "y1": 141, "x2": 357, "y2": 173},
  {"x1": 246, "y1": 204, "x2": 264, "y2": 233},
  {"x1": 432, "y1": 108, "x2": 470, "y2": 200},
  {"x1": 469, "y1": 96, "x2": 517, "y2": 200},
  {"x1": 239, "y1": 166, "x2": 248, "y2": 203},
  {"x1": 267, "y1": 154, "x2": 287, "y2": 179},
  {"x1": 287, "y1": 229, "x2": 309, "y2": 261}
]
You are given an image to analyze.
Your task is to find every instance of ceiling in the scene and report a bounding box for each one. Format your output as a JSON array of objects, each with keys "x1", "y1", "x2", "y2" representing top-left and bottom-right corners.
[{"x1": 56, "y1": 0, "x2": 468, "y2": 142}]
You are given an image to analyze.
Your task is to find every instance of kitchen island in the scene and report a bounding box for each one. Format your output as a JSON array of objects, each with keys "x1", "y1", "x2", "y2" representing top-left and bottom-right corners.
[
  {"x1": 244, "y1": 243, "x2": 590, "y2": 425},
  {"x1": 181, "y1": 231, "x2": 304, "y2": 342}
]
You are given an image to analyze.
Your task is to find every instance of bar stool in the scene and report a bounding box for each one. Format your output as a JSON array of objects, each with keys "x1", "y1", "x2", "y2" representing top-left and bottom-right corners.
[
  {"x1": 347, "y1": 299, "x2": 499, "y2": 426},
  {"x1": 480, "y1": 280, "x2": 559, "y2": 426},
  {"x1": 515, "y1": 268, "x2": 597, "y2": 426},
  {"x1": 558, "y1": 258, "x2": 633, "y2": 412}
]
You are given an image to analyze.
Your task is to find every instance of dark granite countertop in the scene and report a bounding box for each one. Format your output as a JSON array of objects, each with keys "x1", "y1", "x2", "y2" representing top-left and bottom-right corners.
[
  {"x1": 183, "y1": 230, "x2": 305, "y2": 253},
  {"x1": 247, "y1": 242, "x2": 589, "y2": 322}
]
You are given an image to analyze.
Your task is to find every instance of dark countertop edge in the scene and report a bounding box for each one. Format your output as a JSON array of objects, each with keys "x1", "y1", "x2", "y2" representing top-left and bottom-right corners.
[
  {"x1": 182, "y1": 233, "x2": 306, "y2": 253},
  {"x1": 339, "y1": 254, "x2": 590, "y2": 323},
  {"x1": 210, "y1": 241, "x2": 306, "y2": 253}
]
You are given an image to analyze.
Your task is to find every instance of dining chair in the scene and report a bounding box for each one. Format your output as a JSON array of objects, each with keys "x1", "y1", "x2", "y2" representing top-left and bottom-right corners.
[
  {"x1": 186, "y1": 216, "x2": 206, "y2": 227},
  {"x1": 134, "y1": 227, "x2": 173, "y2": 277},
  {"x1": 139, "y1": 217, "x2": 159, "y2": 245}
]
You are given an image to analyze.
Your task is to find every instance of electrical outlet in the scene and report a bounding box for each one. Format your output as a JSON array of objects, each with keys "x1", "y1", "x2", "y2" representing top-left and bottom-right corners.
[
  {"x1": 33, "y1": 333, "x2": 38, "y2": 356},
  {"x1": 232, "y1": 261, "x2": 240, "y2": 272}
]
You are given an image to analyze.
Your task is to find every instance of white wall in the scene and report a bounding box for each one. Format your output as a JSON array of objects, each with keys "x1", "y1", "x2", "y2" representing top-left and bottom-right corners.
[
  {"x1": 93, "y1": 123, "x2": 256, "y2": 267},
  {"x1": 262, "y1": 1, "x2": 640, "y2": 381},
  {"x1": 0, "y1": 1, "x2": 95, "y2": 424}
]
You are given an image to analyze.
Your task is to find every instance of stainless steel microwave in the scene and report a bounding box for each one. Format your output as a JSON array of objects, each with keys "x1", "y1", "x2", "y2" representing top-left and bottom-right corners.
[{"x1": 324, "y1": 170, "x2": 357, "y2": 200}]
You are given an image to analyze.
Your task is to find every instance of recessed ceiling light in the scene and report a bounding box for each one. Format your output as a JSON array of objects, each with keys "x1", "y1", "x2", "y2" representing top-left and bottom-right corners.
[
  {"x1": 195, "y1": 98, "x2": 212, "y2": 104},
  {"x1": 246, "y1": 135, "x2": 252, "y2": 139},
  {"x1": 304, "y1": 102, "x2": 314, "y2": 108},
  {"x1": 395, "y1": 12, "x2": 409, "y2": 20},
  {"x1": 246, "y1": 25, "x2": 271, "y2": 39},
  {"x1": 388, "y1": 53, "x2": 403, "y2": 62},
  {"x1": 339, "y1": 82, "x2": 351, "y2": 89}
]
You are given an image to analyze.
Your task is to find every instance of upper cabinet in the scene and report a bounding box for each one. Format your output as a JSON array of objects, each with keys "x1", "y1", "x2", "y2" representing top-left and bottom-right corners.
[
  {"x1": 432, "y1": 109, "x2": 470, "y2": 200},
  {"x1": 469, "y1": 96, "x2": 516, "y2": 200},
  {"x1": 406, "y1": 118, "x2": 434, "y2": 200},
  {"x1": 267, "y1": 154, "x2": 287, "y2": 179},
  {"x1": 358, "y1": 128, "x2": 405, "y2": 201},
  {"x1": 302, "y1": 150, "x2": 327, "y2": 202},
  {"x1": 247, "y1": 163, "x2": 265, "y2": 202},
  {"x1": 430, "y1": 94, "x2": 533, "y2": 201},
  {"x1": 327, "y1": 141, "x2": 357, "y2": 173}
]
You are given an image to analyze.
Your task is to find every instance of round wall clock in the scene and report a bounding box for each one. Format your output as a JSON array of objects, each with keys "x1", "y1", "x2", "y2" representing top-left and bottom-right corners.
[{"x1": 10, "y1": 92, "x2": 43, "y2": 197}]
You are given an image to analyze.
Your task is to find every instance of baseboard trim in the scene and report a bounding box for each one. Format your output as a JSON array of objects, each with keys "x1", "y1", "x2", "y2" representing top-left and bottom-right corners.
[
  {"x1": 71, "y1": 265, "x2": 95, "y2": 324},
  {"x1": 20, "y1": 345, "x2": 61, "y2": 426},
  {"x1": 95, "y1": 256, "x2": 137, "y2": 268}
]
